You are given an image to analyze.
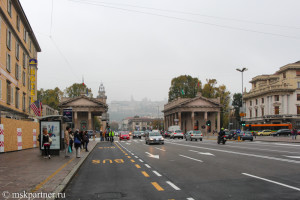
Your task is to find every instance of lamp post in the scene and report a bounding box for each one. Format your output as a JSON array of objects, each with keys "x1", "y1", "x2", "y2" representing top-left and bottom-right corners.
[{"x1": 236, "y1": 68, "x2": 248, "y2": 129}]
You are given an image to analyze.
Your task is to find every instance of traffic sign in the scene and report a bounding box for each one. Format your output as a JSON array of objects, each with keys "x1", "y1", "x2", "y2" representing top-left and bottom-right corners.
[{"x1": 237, "y1": 129, "x2": 241, "y2": 134}]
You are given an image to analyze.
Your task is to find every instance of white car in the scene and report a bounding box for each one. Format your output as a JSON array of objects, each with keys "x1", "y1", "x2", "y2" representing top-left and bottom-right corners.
[
  {"x1": 185, "y1": 130, "x2": 203, "y2": 141},
  {"x1": 145, "y1": 132, "x2": 164, "y2": 145},
  {"x1": 170, "y1": 130, "x2": 184, "y2": 139}
]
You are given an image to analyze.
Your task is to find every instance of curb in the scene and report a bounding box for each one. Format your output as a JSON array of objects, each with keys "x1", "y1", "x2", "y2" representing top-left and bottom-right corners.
[
  {"x1": 48, "y1": 142, "x2": 98, "y2": 200},
  {"x1": 254, "y1": 140, "x2": 300, "y2": 143}
]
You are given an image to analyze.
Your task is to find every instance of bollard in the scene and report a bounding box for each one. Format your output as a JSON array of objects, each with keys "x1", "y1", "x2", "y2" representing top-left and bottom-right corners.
[{"x1": 238, "y1": 136, "x2": 240, "y2": 141}]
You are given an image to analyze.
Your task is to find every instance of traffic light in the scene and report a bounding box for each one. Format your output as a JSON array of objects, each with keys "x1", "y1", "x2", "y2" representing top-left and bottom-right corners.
[
  {"x1": 241, "y1": 121, "x2": 246, "y2": 126},
  {"x1": 206, "y1": 120, "x2": 211, "y2": 126}
]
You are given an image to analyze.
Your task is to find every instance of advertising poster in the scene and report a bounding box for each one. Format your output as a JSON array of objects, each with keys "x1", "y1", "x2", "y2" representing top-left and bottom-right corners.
[
  {"x1": 33, "y1": 129, "x2": 37, "y2": 148},
  {"x1": 17, "y1": 128, "x2": 22, "y2": 150},
  {"x1": 40, "y1": 121, "x2": 61, "y2": 150},
  {"x1": 0, "y1": 124, "x2": 4, "y2": 152}
]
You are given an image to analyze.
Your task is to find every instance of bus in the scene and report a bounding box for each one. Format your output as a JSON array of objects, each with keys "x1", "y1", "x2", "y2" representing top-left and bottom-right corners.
[{"x1": 245, "y1": 124, "x2": 292, "y2": 132}]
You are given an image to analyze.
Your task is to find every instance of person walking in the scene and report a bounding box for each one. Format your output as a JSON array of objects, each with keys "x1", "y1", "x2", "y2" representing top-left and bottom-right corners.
[
  {"x1": 100, "y1": 130, "x2": 103, "y2": 141},
  {"x1": 83, "y1": 131, "x2": 89, "y2": 152},
  {"x1": 42, "y1": 126, "x2": 52, "y2": 159},
  {"x1": 79, "y1": 130, "x2": 84, "y2": 149},
  {"x1": 105, "y1": 129, "x2": 109, "y2": 141},
  {"x1": 69, "y1": 131, "x2": 74, "y2": 152},
  {"x1": 74, "y1": 130, "x2": 82, "y2": 158},
  {"x1": 109, "y1": 130, "x2": 115, "y2": 143},
  {"x1": 292, "y1": 128, "x2": 297, "y2": 140},
  {"x1": 64, "y1": 126, "x2": 71, "y2": 157}
]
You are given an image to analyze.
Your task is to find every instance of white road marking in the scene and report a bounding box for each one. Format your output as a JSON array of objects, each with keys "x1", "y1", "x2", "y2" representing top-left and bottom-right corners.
[
  {"x1": 139, "y1": 140, "x2": 143, "y2": 142},
  {"x1": 187, "y1": 198, "x2": 195, "y2": 200},
  {"x1": 284, "y1": 156, "x2": 300, "y2": 159},
  {"x1": 155, "y1": 147, "x2": 166, "y2": 151},
  {"x1": 166, "y1": 181, "x2": 181, "y2": 190},
  {"x1": 146, "y1": 152, "x2": 160, "y2": 159},
  {"x1": 179, "y1": 154, "x2": 203, "y2": 162},
  {"x1": 139, "y1": 159, "x2": 144, "y2": 163},
  {"x1": 152, "y1": 171, "x2": 162, "y2": 177},
  {"x1": 131, "y1": 153, "x2": 134, "y2": 155},
  {"x1": 242, "y1": 173, "x2": 300, "y2": 192},
  {"x1": 145, "y1": 164, "x2": 151, "y2": 168},
  {"x1": 134, "y1": 156, "x2": 138, "y2": 158},
  {"x1": 198, "y1": 152, "x2": 215, "y2": 156},
  {"x1": 168, "y1": 142, "x2": 300, "y2": 164}
]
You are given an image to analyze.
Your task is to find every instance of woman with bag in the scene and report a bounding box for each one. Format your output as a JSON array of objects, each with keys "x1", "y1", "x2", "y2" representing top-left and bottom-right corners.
[
  {"x1": 69, "y1": 131, "x2": 74, "y2": 153},
  {"x1": 74, "y1": 130, "x2": 82, "y2": 158},
  {"x1": 42, "y1": 126, "x2": 51, "y2": 159}
]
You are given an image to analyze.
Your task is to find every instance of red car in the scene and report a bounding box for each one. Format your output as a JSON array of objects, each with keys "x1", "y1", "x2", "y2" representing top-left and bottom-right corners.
[{"x1": 119, "y1": 131, "x2": 130, "y2": 140}]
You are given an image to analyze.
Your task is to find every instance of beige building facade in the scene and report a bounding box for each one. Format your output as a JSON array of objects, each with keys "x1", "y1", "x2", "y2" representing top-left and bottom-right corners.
[
  {"x1": 243, "y1": 61, "x2": 300, "y2": 127},
  {"x1": 0, "y1": 0, "x2": 41, "y2": 119},
  {"x1": 163, "y1": 93, "x2": 221, "y2": 134}
]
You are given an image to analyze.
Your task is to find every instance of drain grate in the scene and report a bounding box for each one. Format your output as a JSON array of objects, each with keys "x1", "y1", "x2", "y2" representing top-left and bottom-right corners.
[{"x1": 95, "y1": 192, "x2": 126, "y2": 199}]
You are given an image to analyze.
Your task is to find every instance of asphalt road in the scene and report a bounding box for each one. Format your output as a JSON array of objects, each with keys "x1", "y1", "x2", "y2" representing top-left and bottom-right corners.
[{"x1": 64, "y1": 137, "x2": 300, "y2": 200}]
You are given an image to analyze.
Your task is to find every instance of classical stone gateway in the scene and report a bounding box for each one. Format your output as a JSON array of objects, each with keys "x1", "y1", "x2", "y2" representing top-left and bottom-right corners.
[
  {"x1": 162, "y1": 93, "x2": 221, "y2": 134},
  {"x1": 59, "y1": 95, "x2": 108, "y2": 131}
]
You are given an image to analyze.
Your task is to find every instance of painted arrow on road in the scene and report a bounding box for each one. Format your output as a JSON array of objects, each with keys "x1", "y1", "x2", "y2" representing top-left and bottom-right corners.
[{"x1": 146, "y1": 152, "x2": 159, "y2": 159}]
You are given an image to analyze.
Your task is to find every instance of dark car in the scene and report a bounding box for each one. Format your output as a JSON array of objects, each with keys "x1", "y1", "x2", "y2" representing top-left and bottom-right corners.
[
  {"x1": 224, "y1": 131, "x2": 233, "y2": 140},
  {"x1": 132, "y1": 131, "x2": 142, "y2": 139},
  {"x1": 271, "y1": 129, "x2": 292, "y2": 137},
  {"x1": 229, "y1": 130, "x2": 237, "y2": 139},
  {"x1": 233, "y1": 131, "x2": 253, "y2": 141}
]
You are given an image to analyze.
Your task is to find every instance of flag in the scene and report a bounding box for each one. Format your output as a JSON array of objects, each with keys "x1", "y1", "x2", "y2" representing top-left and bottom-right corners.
[
  {"x1": 197, "y1": 80, "x2": 200, "y2": 88},
  {"x1": 30, "y1": 100, "x2": 42, "y2": 116},
  {"x1": 181, "y1": 89, "x2": 185, "y2": 95}
]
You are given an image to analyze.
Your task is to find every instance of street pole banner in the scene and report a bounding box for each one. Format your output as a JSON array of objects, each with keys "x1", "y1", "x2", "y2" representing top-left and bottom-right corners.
[
  {"x1": 17, "y1": 128, "x2": 22, "y2": 150},
  {"x1": 33, "y1": 129, "x2": 37, "y2": 148},
  {"x1": 0, "y1": 124, "x2": 4, "y2": 152}
]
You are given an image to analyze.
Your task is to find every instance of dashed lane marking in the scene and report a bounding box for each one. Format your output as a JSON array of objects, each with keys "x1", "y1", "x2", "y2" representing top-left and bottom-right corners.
[
  {"x1": 145, "y1": 164, "x2": 151, "y2": 168},
  {"x1": 155, "y1": 147, "x2": 166, "y2": 151},
  {"x1": 151, "y1": 182, "x2": 164, "y2": 191},
  {"x1": 135, "y1": 164, "x2": 141, "y2": 168},
  {"x1": 131, "y1": 159, "x2": 135, "y2": 163},
  {"x1": 142, "y1": 171, "x2": 150, "y2": 177},
  {"x1": 179, "y1": 154, "x2": 203, "y2": 163},
  {"x1": 152, "y1": 171, "x2": 162, "y2": 177},
  {"x1": 166, "y1": 181, "x2": 181, "y2": 191},
  {"x1": 134, "y1": 156, "x2": 138, "y2": 158},
  {"x1": 127, "y1": 156, "x2": 131, "y2": 158},
  {"x1": 139, "y1": 159, "x2": 144, "y2": 163}
]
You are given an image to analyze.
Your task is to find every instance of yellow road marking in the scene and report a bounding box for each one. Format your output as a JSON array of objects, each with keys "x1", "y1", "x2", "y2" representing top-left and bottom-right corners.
[
  {"x1": 125, "y1": 154, "x2": 128, "y2": 155},
  {"x1": 127, "y1": 156, "x2": 131, "y2": 158},
  {"x1": 31, "y1": 158, "x2": 75, "y2": 192},
  {"x1": 141, "y1": 171, "x2": 150, "y2": 177},
  {"x1": 131, "y1": 159, "x2": 135, "y2": 163},
  {"x1": 135, "y1": 164, "x2": 141, "y2": 168},
  {"x1": 151, "y1": 182, "x2": 164, "y2": 191},
  {"x1": 92, "y1": 160, "x2": 100, "y2": 164}
]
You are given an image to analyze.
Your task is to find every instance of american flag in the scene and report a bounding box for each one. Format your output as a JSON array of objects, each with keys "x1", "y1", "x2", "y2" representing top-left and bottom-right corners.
[{"x1": 30, "y1": 100, "x2": 42, "y2": 116}]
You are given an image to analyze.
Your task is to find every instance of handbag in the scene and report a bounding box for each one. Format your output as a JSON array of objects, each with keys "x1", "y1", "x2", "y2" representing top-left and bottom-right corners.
[
  {"x1": 74, "y1": 136, "x2": 81, "y2": 144},
  {"x1": 68, "y1": 145, "x2": 72, "y2": 153},
  {"x1": 49, "y1": 136, "x2": 52, "y2": 143}
]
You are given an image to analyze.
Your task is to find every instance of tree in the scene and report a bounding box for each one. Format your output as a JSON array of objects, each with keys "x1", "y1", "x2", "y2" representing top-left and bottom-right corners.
[
  {"x1": 152, "y1": 119, "x2": 164, "y2": 130},
  {"x1": 109, "y1": 121, "x2": 119, "y2": 131},
  {"x1": 93, "y1": 116, "x2": 101, "y2": 131},
  {"x1": 202, "y1": 79, "x2": 218, "y2": 98},
  {"x1": 216, "y1": 85, "x2": 231, "y2": 128},
  {"x1": 37, "y1": 87, "x2": 63, "y2": 110},
  {"x1": 168, "y1": 75, "x2": 201, "y2": 102},
  {"x1": 65, "y1": 83, "x2": 92, "y2": 98},
  {"x1": 232, "y1": 93, "x2": 242, "y2": 122}
]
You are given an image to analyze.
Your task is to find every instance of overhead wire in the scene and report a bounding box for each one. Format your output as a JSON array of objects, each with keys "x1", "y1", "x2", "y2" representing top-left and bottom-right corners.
[{"x1": 68, "y1": 0, "x2": 300, "y2": 40}]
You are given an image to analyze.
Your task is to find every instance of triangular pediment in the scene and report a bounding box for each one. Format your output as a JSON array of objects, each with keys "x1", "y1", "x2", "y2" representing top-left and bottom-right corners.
[
  {"x1": 60, "y1": 95, "x2": 108, "y2": 108},
  {"x1": 66, "y1": 98, "x2": 100, "y2": 107},
  {"x1": 180, "y1": 96, "x2": 220, "y2": 107}
]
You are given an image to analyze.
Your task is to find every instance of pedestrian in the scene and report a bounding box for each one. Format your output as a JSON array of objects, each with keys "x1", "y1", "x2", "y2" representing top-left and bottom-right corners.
[
  {"x1": 42, "y1": 126, "x2": 52, "y2": 159},
  {"x1": 64, "y1": 126, "x2": 71, "y2": 157},
  {"x1": 109, "y1": 129, "x2": 114, "y2": 142},
  {"x1": 79, "y1": 130, "x2": 84, "y2": 148},
  {"x1": 69, "y1": 131, "x2": 74, "y2": 152},
  {"x1": 292, "y1": 128, "x2": 297, "y2": 140},
  {"x1": 105, "y1": 129, "x2": 109, "y2": 141},
  {"x1": 74, "y1": 130, "x2": 82, "y2": 158},
  {"x1": 213, "y1": 130, "x2": 215, "y2": 135},
  {"x1": 100, "y1": 130, "x2": 103, "y2": 141},
  {"x1": 83, "y1": 131, "x2": 89, "y2": 152}
]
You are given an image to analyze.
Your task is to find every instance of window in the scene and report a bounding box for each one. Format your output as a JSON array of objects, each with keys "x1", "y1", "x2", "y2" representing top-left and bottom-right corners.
[
  {"x1": 283, "y1": 72, "x2": 286, "y2": 78},
  {"x1": 298, "y1": 82, "x2": 300, "y2": 89},
  {"x1": 15, "y1": 42, "x2": 19, "y2": 60},
  {"x1": 275, "y1": 106, "x2": 279, "y2": 115},
  {"x1": 297, "y1": 106, "x2": 300, "y2": 115},
  {"x1": 23, "y1": 53, "x2": 26, "y2": 69},
  {"x1": 253, "y1": 83, "x2": 256, "y2": 88},
  {"x1": 6, "y1": 81, "x2": 11, "y2": 104},
  {"x1": 261, "y1": 98, "x2": 264, "y2": 104},
  {"x1": 0, "y1": 80, "x2": 2, "y2": 99},
  {"x1": 15, "y1": 64, "x2": 19, "y2": 80},
  {"x1": 11, "y1": 87, "x2": 14, "y2": 104},
  {"x1": 255, "y1": 109, "x2": 258, "y2": 117},
  {"x1": 256, "y1": 99, "x2": 258, "y2": 105},
  {"x1": 261, "y1": 108, "x2": 264, "y2": 116},
  {"x1": 23, "y1": 28, "x2": 27, "y2": 42},
  {"x1": 297, "y1": 70, "x2": 300, "y2": 76},
  {"x1": 22, "y1": 71, "x2": 26, "y2": 86},
  {"x1": 22, "y1": 93, "x2": 26, "y2": 111},
  {"x1": 29, "y1": 41, "x2": 32, "y2": 52},
  {"x1": 6, "y1": 53, "x2": 11, "y2": 72},
  {"x1": 275, "y1": 95, "x2": 279, "y2": 101},
  {"x1": 6, "y1": 29, "x2": 11, "y2": 50},
  {"x1": 297, "y1": 94, "x2": 300, "y2": 101},
  {"x1": 15, "y1": 88, "x2": 19, "y2": 109},
  {"x1": 249, "y1": 110, "x2": 252, "y2": 118},
  {"x1": 7, "y1": 0, "x2": 12, "y2": 17},
  {"x1": 16, "y1": 15, "x2": 20, "y2": 31}
]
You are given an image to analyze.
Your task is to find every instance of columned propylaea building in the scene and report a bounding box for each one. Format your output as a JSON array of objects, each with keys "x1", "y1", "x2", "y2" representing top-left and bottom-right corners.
[{"x1": 163, "y1": 93, "x2": 221, "y2": 134}]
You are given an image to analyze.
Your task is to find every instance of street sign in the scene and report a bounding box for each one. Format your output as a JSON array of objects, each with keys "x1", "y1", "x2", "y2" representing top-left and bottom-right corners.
[
  {"x1": 63, "y1": 109, "x2": 72, "y2": 122},
  {"x1": 240, "y1": 113, "x2": 246, "y2": 117},
  {"x1": 237, "y1": 129, "x2": 241, "y2": 134}
]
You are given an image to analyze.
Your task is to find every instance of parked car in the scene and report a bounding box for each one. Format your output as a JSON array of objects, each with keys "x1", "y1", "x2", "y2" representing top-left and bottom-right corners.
[
  {"x1": 145, "y1": 131, "x2": 164, "y2": 145},
  {"x1": 132, "y1": 131, "x2": 142, "y2": 139},
  {"x1": 119, "y1": 131, "x2": 130, "y2": 140},
  {"x1": 170, "y1": 130, "x2": 184, "y2": 139},
  {"x1": 233, "y1": 131, "x2": 253, "y2": 141},
  {"x1": 185, "y1": 130, "x2": 203, "y2": 141},
  {"x1": 257, "y1": 130, "x2": 272, "y2": 136},
  {"x1": 87, "y1": 130, "x2": 95, "y2": 138},
  {"x1": 271, "y1": 129, "x2": 292, "y2": 137},
  {"x1": 229, "y1": 129, "x2": 237, "y2": 139}
]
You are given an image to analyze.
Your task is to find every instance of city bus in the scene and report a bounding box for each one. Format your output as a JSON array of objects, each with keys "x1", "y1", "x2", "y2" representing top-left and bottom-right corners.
[{"x1": 245, "y1": 124, "x2": 292, "y2": 132}]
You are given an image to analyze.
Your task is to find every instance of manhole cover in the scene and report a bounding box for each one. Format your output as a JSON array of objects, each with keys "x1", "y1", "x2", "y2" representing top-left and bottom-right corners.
[{"x1": 95, "y1": 192, "x2": 126, "y2": 199}]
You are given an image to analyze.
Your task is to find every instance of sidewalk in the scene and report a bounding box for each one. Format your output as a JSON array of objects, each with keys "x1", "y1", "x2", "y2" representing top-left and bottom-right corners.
[{"x1": 0, "y1": 139, "x2": 99, "y2": 200}]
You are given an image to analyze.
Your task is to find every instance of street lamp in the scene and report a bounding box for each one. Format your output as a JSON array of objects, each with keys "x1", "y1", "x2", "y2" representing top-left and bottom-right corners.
[{"x1": 236, "y1": 68, "x2": 248, "y2": 129}]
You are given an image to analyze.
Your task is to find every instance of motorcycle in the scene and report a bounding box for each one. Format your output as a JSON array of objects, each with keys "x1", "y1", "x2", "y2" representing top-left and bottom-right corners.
[{"x1": 217, "y1": 135, "x2": 226, "y2": 145}]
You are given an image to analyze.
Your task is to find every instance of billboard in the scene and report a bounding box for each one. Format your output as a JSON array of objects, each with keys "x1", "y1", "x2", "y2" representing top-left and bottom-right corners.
[{"x1": 40, "y1": 121, "x2": 61, "y2": 150}]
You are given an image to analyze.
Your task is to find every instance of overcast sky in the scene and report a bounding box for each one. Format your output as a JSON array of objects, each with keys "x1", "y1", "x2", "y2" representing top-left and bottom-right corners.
[{"x1": 21, "y1": 0, "x2": 300, "y2": 102}]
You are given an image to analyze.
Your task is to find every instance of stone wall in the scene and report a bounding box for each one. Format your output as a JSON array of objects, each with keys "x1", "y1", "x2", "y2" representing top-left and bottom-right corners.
[{"x1": 0, "y1": 118, "x2": 40, "y2": 153}]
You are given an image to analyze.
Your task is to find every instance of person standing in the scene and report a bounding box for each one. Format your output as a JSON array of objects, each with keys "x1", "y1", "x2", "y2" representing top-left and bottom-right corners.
[
  {"x1": 100, "y1": 130, "x2": 103, "y2": 141},
  {"x1": 69, "y1": 131, "x2": 74, "y2": 152},
  {"x1": 109, "y1": 130, "x2": 114, "y2": 143},
  {"x1": 83, "y1": 131, "x2": 89, "y2": 152},
  {"x1": 292, "y1": 128, "x2": 297, "y2": 140},
  {"x1": 64, "y1": 126, "x2": 71, "y2": 157},
  {"x1": 42, "y1": 126, "x2": 51, "y2": 159},
  {"x1": 74, "y1": 130, "x2": 82, "y2": 158}
]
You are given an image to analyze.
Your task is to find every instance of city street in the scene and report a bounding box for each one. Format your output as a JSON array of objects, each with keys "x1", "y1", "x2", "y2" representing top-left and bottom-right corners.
[{"x1": 63, "y1": 138, "x2": 300, "y2": 200}]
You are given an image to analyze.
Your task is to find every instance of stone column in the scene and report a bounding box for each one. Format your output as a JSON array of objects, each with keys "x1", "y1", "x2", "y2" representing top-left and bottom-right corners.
[
  {"x1": 74, "y1": 111, "x2": 78, "y2": 129},
  {"x1": 178, "y1": 112, "x2": 182, "y2": 130},
  {"x1": 191, "y1": 112, "x2": 194, "y2": 131},
  {"x1": 217, "y1": 112, "x2": 221, "y2": 132},
  {"x1": 88, "y1": 111, "x2": 92, "y2": 130},
  {"x1": 204, "y1": 112, "x2": 208, "y2": 136}
]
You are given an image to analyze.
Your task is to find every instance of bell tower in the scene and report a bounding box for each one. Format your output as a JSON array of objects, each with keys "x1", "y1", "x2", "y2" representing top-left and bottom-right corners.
[{"x1": 97, "y1": 83, "x2": 107, "y2": 103}]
